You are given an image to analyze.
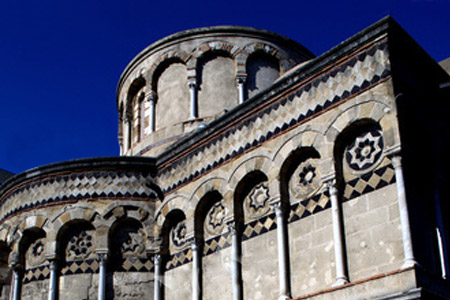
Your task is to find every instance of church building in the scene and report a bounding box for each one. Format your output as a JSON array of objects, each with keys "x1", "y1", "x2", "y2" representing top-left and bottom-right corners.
[{"x1": 0, "y1": 16, "x2": 449, "y2": 300}]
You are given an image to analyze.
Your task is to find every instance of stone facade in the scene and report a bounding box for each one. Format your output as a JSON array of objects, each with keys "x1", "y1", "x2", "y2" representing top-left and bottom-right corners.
[{"x1": 0, "y1": 16, "x2": 450, "y2": 300}]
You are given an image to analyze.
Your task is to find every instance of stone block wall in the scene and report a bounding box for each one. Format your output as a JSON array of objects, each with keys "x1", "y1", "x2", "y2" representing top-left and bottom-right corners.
[
  {"x1": 344, "y1": 184, "x2": 403, "y2": 281},
  {"x1": 289, "y1": 209, "x2": 335, "y2": 297}
]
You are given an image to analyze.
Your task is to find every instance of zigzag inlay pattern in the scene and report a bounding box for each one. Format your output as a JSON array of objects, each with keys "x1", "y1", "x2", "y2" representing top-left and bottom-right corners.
[
  {"x1": 160, "y1": 41, "x2": 390, "y2": 194},
  {"x1": 0, "y1": 171, "x2": 158, "y2": 223},
  {"x1": 23, "y1": 265, "x2": 50, "y2": 283},
  {"x1": 289, "y1": 192, "x2": 331, "y2": 223},
  {"x1": 61, "y1": 259, "x2": 99, "y2": 276},
  {"x1": 204, "y1": 232, "x2": 231, "y2": 256},
  {"x1": 165, "y1": 248, "x2": 192, "y2": 271},
  {"x1": 116, "y1": 257, "x2": 153, "y2": 272},
  {"x1": 343, "y1": 164, "x2": 396, "y2": 201}
]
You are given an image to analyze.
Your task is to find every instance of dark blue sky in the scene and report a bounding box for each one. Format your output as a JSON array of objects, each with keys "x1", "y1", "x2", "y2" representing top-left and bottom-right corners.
[{"x1": 1, "y1": 0, "x2": 449, "y2": 174}]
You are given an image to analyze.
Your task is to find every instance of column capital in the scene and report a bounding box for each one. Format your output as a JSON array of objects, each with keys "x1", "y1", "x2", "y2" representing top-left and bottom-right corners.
[
  {"x1": 226, "y1": 220, "x2": 238, "y2": 235},
  {"x1": 188, "y1": 81, "x2": 197, "y2": 89},
  {"x1": 152, "y1": 253, "x2": 162, "y2": 265},
  {"x1": 145, "y1": 90, "x2": 157, "y2": 103},
  {"x1": 44, "y1": 253, "x2": 59, "y2": 263},
  {"x1": 96, "y1": 250, "x2": 109, "y2": 262},
  {"x1": 48, "y1": 259, "x2": 58, "y2": 271},
  {"x1": 8, "y1": 252, "x2": 19, "y2": 268},
  {"x1": 188, "y1": 237, "x2": 201, "y2": 251},
  {"x1": 391, "y1": 155, "x2": 402, "y2": 169},
  {"x1": 270, "y1": 201, "x2": 288, "y2": 217},
  {"x1": 236, "y1": 74, "x2": 247, "y2": 84},
  {"x1": 10, "y1": 263, "x2": 23, "y2": 272},
  {"x1": 325, "y1": 179, "x2": 338, "y2": 196}
]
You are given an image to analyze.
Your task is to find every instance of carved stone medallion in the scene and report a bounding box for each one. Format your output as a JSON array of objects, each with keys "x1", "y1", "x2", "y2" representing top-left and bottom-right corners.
[
  {"x1": 114, "y1": 225, "x2": 146, "y2": 257},
  {"x1": 345, "y1": 129, "x2": 384, "y2": 172},
  {"x1": 66, "y1": 229, "x2": 95, "y2": 260},
  {"x1": 289, "y1": 158, "x2": 322, "y2": 199},
  {"x1": 204, "y1": 201, "x2": 226, "y2": 236},
  {"x1": 244, "y1": 183, "x2": 270, "y2": 218},
  {"x1": 26, "y1": 238, "x2": 46, "y2": 267},
  {"x1": 171, "y1": 220, "x2": 187, "y2": 250}
]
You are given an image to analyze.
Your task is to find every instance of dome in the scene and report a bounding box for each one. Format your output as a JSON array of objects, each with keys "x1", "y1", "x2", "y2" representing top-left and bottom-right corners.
[{"x1": 116, "y1": 26, "x2": 314, "y2": 157}]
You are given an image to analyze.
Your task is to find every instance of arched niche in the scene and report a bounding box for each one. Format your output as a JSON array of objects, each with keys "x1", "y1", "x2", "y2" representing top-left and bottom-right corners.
[
  {"x1": 246, "y1": 51, "x2": 280, "y2": 98},
  {"x1": 54, "y1": 220, "x2": 97, "y2": 299},
  {"x1": 106, "y1": 216, "x2": 151, "y2": 299},
  {"x1": 234, "y1": 170, "x2": 270, "y2": 225},
  {"x1": 19, "y1": 228, "x2": 47, "y2": 299},
  {"x1": 280, "y1": 147, "x2": 321, "y2": 205},
  {"x1": 154, "y1": 59, "x2": 189, "y2": 130},
  {"x1": 19, "y1": 228, "x2": 46, "y2": 271},
  {"x1": 56, "y1": 220, "x2": 96, "y2": 269},
  {"x1": 194, "y1": 190, "x2": 226, "y2": 242},
  {"x1": 233, "y1": 170, "x2": 269, "y2": 300},
  {"x1": 118, "y1": 102, "x2": 124, "y2": 150},
  {"x1": 108, "y1": 218, "x2": 146, "y2": 271},
  {"x1": 197, "y1": 51, "x2": 238, "y2": 118},
  {"x1": 126, "y1": 77, "x2": 146, "y2": 144},
  {"x1": 160, "y1": 209, "x2": 190, "y2": 300},
  {"x1": 333, "y1": 119, "x2": 384, "y2": 192},
  {"x1": 0, "y1": 241, "x2": 10, "y2": 292},
  {"x1": 161, "y1": 209, "x2": 187, "y2": 256},
  {"x1": 194, "y1": 190, "x2": 231, "y2": 300}
]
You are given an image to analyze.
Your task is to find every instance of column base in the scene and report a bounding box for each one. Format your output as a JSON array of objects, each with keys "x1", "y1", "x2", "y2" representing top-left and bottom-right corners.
[
  {"x1": 401, "y1": 258, "x2": 418, "y2": 270},
  {"x1": 332, "y1": 277, "x2": 349, "y2": 287},
  {"x1": 278, "y1": 294, "x2": 291, "y2": 300}
]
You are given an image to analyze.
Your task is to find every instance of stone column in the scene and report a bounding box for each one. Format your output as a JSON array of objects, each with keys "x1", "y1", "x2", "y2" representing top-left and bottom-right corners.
[
  {"x1": 10, "y1": 265, "x2": 21, "y2": 300},
  {"x1": 146, "y1": 91, "x2": 156, "y2": 133},
  {"x1": 228, "y1": 221, "x2": 242, "y2": 300},
  {"x1": 47, "y1": 259, "x2": 58, "y2": 300},
  {"x1": 191, "y1": 238, "x2": 201, "y2": 300},
  {"x1": 434, "y1": 189, "x2": 448, "y2": 278},
  {"x1": 97, "y1": 252, "x2": 108, "y2": 300},
  {"x1": 188, "y1": 81, "x2": 198, "y2": 119},
  {"x1": 123, "y1": 116, "x2": 131, "y2": 153},
  {"x1": 153, "y1": 254, "x2": 162, "y2": 300},
  {"x1": 327, "y1": 180, "x2": 349, "y2": 286},
  {"x1": 392, "y1": 156, "x2": 416, "y2": 268},
  {"x1": 118, "y1": 114, "x2": 124, "y2": 155},
  {"x1": 236, "y1": 75, "x2": 246, "y2": 104},
  {"x1": 271, "y1": 202, "x2": 290, "y2": 300}
]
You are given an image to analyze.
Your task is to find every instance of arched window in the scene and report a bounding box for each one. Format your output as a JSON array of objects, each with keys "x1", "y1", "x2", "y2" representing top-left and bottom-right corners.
[
  {"x1": 153, "y1": 59, "x2": 189, "y2": 130},
  {"x1": 246, "y1": 52, "x2": 280, "y2": 98},
  {"x1": 197, "y1": 51, "x2": 238, "y2": 117}
]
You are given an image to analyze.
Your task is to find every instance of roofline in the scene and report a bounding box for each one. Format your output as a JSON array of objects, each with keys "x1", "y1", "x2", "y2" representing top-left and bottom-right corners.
[
  {"x1": 116, "y1": 25, "x2": 314, "y2": 106},
  {"x1": 0, "y1": 156, "x2": 157, "y2": 197}
]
